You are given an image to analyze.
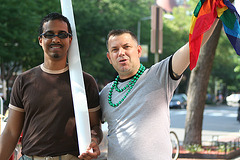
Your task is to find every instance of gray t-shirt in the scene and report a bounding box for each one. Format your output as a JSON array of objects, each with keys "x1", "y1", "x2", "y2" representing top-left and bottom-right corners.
[{"x1": 100, "y1": 56, "x2": 181, "y2": 160}]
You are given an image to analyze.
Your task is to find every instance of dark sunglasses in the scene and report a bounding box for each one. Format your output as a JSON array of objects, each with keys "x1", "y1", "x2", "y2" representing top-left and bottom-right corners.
[{"x1": 40, "y1": 32, "x2": 72, "y2": 39}]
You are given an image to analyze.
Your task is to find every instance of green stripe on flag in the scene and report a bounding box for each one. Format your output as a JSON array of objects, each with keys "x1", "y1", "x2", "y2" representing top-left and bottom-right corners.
[
  {"x1": 219, "y1": 9, "x2": 236, "y2": 30},
  {"x1": 193, "y1": 1, "x2": 203, "y2": 17}
]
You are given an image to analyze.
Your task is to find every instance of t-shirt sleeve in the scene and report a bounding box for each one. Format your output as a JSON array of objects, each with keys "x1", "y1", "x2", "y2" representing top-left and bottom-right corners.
[
  {"x1": 83, "y1": 72, "x2": 100, "y2": 112},
  {"x1": 9, "y1": 75, "x2": 25, "y2": 112},
  {"x1": 168, "y1": 55, "x2": 182, "y2": 80}
]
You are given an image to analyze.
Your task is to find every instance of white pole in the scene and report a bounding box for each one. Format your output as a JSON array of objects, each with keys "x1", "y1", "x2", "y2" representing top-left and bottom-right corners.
[
  {"x1": 0, "y1": 97, "x2": 3, "y2": 134},
  {"x1": 60, "y1": 0, "x2": 91, "y2": 155}
]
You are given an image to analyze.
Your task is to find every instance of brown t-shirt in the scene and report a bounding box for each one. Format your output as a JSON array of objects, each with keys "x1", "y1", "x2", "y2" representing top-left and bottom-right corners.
[{"x1": 9, "y1": 64, "x2": 100, "y2": 157}]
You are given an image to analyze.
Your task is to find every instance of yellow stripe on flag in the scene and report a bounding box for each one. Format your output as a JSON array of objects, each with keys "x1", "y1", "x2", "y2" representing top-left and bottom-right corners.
[
  {"x1": 217, "y1": 6, "x2": 228, "y2": 17},
  {"x1": 190, "y1": 15, "x2": 197, "y2": 34}
]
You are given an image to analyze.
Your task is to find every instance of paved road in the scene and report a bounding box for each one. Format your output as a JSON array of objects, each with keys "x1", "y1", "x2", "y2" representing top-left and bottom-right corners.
[{"x1": 170, "y1": 104, "x2": 240, "y2": 145}]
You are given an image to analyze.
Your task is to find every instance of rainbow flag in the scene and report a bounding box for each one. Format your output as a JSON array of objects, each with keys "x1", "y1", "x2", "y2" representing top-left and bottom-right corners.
[{"x1": 189, "y1": 0, "x2": 240, "y2": 70}]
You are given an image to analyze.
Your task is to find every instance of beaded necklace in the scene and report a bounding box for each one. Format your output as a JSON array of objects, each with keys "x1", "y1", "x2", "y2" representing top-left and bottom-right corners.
[{"x1": 108, "y1": 64, "x2": 146, "y2": 107}]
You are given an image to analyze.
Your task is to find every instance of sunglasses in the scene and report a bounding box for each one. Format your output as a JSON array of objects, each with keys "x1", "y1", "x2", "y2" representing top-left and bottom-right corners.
[{"x1": 40, "y1": 31, "x2": 72, "y2": 39}]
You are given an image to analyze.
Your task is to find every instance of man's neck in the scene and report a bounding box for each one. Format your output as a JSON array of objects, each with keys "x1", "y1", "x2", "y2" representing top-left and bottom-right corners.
[
  {"x1": 43, "y1": 59, "x2": 67, "y2": 70},
  {"x1": 118, "y1": 64, "x2": 141, "y2": 79}
]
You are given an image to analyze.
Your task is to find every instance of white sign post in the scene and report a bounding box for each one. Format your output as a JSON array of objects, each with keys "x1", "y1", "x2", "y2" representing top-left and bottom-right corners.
[{"x1": 60, "y1": 0, "x2": 91, "y2": 155}]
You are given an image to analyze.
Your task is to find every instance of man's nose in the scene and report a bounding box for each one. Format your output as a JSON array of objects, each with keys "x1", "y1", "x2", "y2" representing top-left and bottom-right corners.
[
  {"x1": 52, "y1": 36, "x2": 61, "y2": 43},
  {"x1": 118, "y1": 48, "x2": 125, "y2": 56}
]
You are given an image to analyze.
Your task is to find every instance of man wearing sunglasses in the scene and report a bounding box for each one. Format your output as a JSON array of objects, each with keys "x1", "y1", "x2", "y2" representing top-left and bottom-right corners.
[{"x1": 0, "y1": 12, "x2": 102, "y2": 160}]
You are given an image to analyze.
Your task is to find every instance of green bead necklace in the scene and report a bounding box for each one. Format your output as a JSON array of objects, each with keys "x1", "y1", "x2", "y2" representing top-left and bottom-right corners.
[{"x1": 108, "y1": 64, "x2": 146, "y2": 107}]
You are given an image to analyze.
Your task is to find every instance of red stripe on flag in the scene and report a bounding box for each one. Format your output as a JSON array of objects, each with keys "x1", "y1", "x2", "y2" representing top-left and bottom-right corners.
[{"x1": 189, "y1": 0, "x2": 218, "y2": 70}]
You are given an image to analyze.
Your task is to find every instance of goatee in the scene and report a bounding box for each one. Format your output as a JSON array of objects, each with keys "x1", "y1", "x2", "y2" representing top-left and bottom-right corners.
[{"x1": 53, "y1": 53, "x2": 60, "y2": 58}]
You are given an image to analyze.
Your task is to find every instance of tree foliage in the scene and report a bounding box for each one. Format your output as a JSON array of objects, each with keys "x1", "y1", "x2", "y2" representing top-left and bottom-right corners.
[
  {"x1": 72, "y1": 0, "x2": 154, "y2": 84},
  {"x1": 211, "y1": 31, "x2": 240, "y2": 95},
  {"x1": 0, "y1": 0, "x2": 42, "y2": 101}
]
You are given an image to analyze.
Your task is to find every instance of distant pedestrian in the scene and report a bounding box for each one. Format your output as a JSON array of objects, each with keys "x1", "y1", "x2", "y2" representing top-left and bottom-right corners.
[{"x1": 217, "y1": 93, "x2": 223, "y2": 105}]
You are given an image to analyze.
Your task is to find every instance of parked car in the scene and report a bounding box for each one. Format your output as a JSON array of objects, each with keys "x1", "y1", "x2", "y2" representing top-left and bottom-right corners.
[
  {"x1": 226, "y1": 93, "x2": 240, "y2": 107},
  {"x1": 169, "y1": 93, "x2": 187, "y2": 109}
]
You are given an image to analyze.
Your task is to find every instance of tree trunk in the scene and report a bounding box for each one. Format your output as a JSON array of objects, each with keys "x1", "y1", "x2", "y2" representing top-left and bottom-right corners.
[{"x1": 183, "y1": 21, "x2": 222, "y2": 145}]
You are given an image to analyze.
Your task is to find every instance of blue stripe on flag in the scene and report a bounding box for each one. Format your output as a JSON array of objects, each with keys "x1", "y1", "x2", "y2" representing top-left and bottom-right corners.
[
  {"x1": 223, "y1": 20, "x2": 240, "y2": 38},
  {"x1": 225, "y1": 33, "x2": 240, "y2": 55}
]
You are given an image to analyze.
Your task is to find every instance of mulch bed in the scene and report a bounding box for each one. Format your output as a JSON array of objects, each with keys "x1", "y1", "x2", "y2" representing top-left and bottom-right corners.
[{"x1": 177, "y1": 146, "x2": 240, "y2": 159}]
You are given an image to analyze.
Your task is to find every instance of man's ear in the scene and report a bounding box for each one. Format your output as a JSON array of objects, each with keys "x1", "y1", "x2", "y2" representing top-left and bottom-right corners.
[
  {"x1": 106, "y1": 52, "x2": 112, "y2": 64},
  {"x1": 38, "y1": 36, "x2": 42, "y2": 46},
  {"x1": 69, "y1": 36, "x2": 73, "y2": 45},
  {"x1": 137, "y1": 45, "x2": 142, "y2": 58}
]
